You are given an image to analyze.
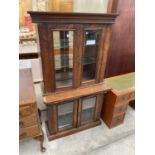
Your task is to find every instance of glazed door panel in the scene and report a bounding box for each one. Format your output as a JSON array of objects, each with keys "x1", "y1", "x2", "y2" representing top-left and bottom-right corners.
[
  {"x1": 43, "y1": 24, "x2": 106, "y2": 92},
  {"x1": 48, "y1": 94, "x2": 103, "y2": 134},
  {"x1": 48, "y1": 24, "x2": 80, "y2": 91},
  {"x1": 80, "y1": 27, "x2": 103, "y2": 86},
  {"x1": 82, "y1": 30, "x2": 101, "y2": 82},
  {"x1": 53, "y1": 30, "x2": 74, "y2": 88},
  {"x1": 77, "y1": 94, "x2": 103, "y2": 126},
  {"x1": 80, "y1": 96, "x2": 96, "y2": 124},
  {"x1": 77, "y1": 95, "x2": 99, "y2": 126},
  {"x1": 57, "y1": 100, "x2": 78, "y2": 132},
  {"x1": 57, "y1": 101, "x2": 74, "y2": 131}
]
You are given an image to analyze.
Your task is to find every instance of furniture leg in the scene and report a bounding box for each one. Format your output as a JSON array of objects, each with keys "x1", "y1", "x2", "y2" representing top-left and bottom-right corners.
[{"x1": 35, "y1": 132, "x2": 46, "y2": 152}]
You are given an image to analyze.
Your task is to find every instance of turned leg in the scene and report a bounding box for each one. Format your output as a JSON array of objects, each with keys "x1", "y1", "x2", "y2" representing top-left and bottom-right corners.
[
  {"x1": 35, "y1": 132, "x2": 46, "y2": 152},
  {"x1": 40, "y1": 132, "x2": 46, "y2": 153}
]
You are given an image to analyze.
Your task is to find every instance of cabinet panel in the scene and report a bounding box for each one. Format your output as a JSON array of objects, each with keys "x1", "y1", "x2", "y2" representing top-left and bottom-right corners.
[
  {"x1": 82, "y1": 30, "x2": 101, "y2": 83},
  {"x1": 57, "y1": 101, "x2": 74, "y2": 131},
  {"x1": 29, "y1": 11, "x2": 117, "y2": 140},
  {"x1": 81, "y1": 96, "x2": 96, "y2": 124},
  {"x1": 53, "y1": 31, "x2": 74, "y2": 88}
]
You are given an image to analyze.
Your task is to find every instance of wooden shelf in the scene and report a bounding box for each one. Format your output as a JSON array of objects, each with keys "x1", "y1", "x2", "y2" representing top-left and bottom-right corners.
[{"x1": 44, "y1": 82, "x2": 112, "y2": 105}]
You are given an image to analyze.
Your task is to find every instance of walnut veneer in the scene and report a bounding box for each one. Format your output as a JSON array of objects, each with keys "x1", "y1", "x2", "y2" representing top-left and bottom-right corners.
[{"x1": 29, "y1": 12, "x2": 118, "y2": 141}]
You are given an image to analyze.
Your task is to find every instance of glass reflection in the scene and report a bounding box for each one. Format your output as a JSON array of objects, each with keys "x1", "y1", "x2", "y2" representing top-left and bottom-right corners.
[
  {"x1": 81, "y1": 96, "x2": 96, "y2": 124},
  {"x1": 82, "y1": 30, "x2": 100, "y2": 82},
  {"x1": 53, "y1": 31, "x2": 73, "y2": 88},
  {"x1": 58, "y1": 102, "x2": 74, "y2": 131}
]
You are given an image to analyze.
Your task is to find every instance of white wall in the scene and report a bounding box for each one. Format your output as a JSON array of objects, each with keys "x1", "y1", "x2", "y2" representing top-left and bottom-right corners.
[
  {"x1": 73, "y1": 0, "x2": 108, "y2": 13},
  {"x1": 19, "y1": 58, "x2": 43, "y2": 82}
]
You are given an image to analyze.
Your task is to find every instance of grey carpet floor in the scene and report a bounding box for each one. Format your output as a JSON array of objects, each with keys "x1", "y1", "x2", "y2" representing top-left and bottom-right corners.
[
  {"x1": 86, "y1": 134, "x2": 135, "y2": 155},
  {"x1": 19, "y1": 106, "x2": 135, "y2": 155}
]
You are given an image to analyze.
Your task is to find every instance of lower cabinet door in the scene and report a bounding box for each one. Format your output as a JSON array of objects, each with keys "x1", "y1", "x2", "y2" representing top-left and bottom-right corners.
[
  {"x1": 58, "y1": 101, "x2": 75, "y2": 131},
  {"x1": 48, "y1": 94, "x2": 101, "y2": 134},
  {"x1": 80, "y1": 96, "x2": 96, "y2": 125}
]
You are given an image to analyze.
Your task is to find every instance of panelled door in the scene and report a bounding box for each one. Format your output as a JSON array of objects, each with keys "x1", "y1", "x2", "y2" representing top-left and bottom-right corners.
[
  {"x1": 48, "y1": 94, "x2": 103, "y2": 134},
  {"x1": 48, "y1": 24, "x2": 106, "y2": 91},
  {"x1": 48, "y1": 24, "x2": 80, "y2": 91},
  {"x1": 57, "y1": 100, "x2": 78, "y2": 131},
  {"x1": 80, "y1": 25, "x2": 106, "y2": 86},
  {"x1": 77, "y1": 94, "x2": 104, "y2": 126}
]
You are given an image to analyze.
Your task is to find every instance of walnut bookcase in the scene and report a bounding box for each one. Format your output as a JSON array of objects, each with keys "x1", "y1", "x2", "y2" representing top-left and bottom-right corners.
[{"x1": 29, "y1": 11, "x2": 118, "y2": 140}]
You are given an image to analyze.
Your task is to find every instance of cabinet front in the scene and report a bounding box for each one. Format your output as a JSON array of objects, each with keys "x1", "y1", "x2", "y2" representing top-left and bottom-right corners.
[
  {"x1": 81, "y1": 29, "x2": 101, "y2": 84},
  {"x1": 48, "y1": 24, "x2": 104, "y2": 92},
  {"x1": 47, "y1": 94, "x2": 104, "y2": 134},
  {"x1": 80, "y1": 96, "x2": 96, "y2": 124},
  {"x1": 53, "y1": 30, "x2": 74, "y2": 89},
  {"x1": 57, "y1": 101, "x2": 75, "y2": 131}
]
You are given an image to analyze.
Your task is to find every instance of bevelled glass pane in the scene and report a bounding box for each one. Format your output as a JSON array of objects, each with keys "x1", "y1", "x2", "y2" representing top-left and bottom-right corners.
[
  {"x1": 82, "y1": 30, "x2": 100, "y2": 82},
  {"x1": 53, "y1": 31, "x2": 73, "y2": 88},
  {"x1": 58, "y1": 101, "x2": 74, "y2": 131},
  {"x1": 81, "y1": 96, "x2": 96, "y2": 124}
]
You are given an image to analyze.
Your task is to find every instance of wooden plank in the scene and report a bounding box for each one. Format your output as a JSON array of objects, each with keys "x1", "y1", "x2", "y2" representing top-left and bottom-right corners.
[
  {"x1": 73, "y1": 24, "x2": 84, "y2": 88},
  {"x1": 38, "y1": 24, "x2": 56, "y2": 93},
  {"x1": 73, "y1": 101, "x2": 78, "y2": 127},
  {"x1": 47, "y1": 105, "x2": 58, "y2": 134},
  {"x1": 28, "y1": 12, "x2": 118, "y2": 24},
  {"x1": 94, "y1": 94, "x2": 104, "y2": 121},
  {"x1": 44, "y1": 82, "x2": 112, "y2": 104},
  {"x1": 77, "y1": 99, "x2": 82, "y2": 126},
  {"x1": 96, "y1": 26, "x2": 112, "y2": 82}
]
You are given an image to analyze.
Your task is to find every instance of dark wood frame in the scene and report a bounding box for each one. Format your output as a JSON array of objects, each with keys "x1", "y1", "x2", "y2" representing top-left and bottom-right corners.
[{"x1": 28, "y1": 12, "x2": 118, "y2": 141}]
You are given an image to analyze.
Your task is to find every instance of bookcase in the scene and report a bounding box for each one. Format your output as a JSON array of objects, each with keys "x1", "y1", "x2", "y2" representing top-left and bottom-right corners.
[{"x1": 29, "y1": 11, "x2": 117, "y2": 140}]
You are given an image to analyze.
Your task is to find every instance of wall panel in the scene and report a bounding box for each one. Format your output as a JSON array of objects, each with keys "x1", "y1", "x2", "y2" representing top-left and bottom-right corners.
[{"x1": 105, "y1": 0, "x2": 135, "y2": 77}]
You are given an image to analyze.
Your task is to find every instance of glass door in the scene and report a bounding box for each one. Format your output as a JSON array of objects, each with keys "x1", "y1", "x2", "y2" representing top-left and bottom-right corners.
[
  {"x1": 53, "y1": 30, "x2": 74, "y2": 89},
  {"x1": 80, "y1": 96, "x2": 96, "y2": 124},
  {"x1": 57, "y1": 101, "x2": 76, "y2": 131},
  {"x1": 81, "y1": 30, "x2": 101, "y2": 84}
]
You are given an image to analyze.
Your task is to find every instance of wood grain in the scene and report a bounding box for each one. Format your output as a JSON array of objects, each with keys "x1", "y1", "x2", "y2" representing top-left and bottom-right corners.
[
  {"x1": 44, "y1": 82, "x2": 111, "y2": 104},
  {"x1": 28, "y1": 11, "x2": 118, "y2": 24}
]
